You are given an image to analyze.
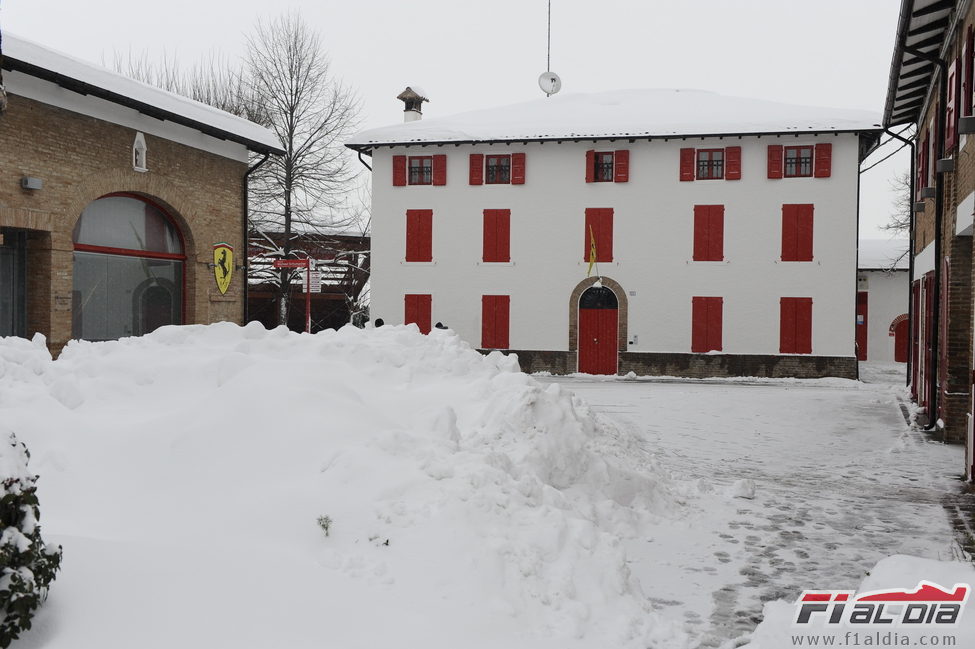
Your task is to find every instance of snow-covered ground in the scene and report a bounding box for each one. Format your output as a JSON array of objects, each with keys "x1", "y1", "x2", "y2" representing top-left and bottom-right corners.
[{"x1": 1, "y1": 327, "x2": 972, "y2": 648}]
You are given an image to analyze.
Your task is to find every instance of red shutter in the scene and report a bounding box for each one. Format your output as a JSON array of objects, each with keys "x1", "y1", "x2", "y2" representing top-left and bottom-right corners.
[
  {"x1": 469, "y1": 153, "x2": 484, "y2": 185},
  {"x1": 813, "y1": 143, "x2": 831, "y2": 178},
  {"x1": 780, "y1": 298, "x2": 796, "y2": 353},
  {"x1": 767, "y1": 145, "x2": 783, "y2": 179},
  {"x1": 691, "y1": 297, "x2": 708, "y2": 352},
  {"x1": 584, "y1": 208, "x2": 613, "y2": 262},
  {"x1": 393, "y1": 155, "x2": 407, "y2": 186},
  {"x1": 780, "y1": 297, "x2": 812, "y2": 354},
  {"x1": 481, "y1": 295, "x2": 510, "y2": 349},
  {"x1": 966, "y1": 27, "x2": 975, "y2": 117},
  {"x1": 708, "y1": 297, "x2": 723, "y2": 352},
  {"x1": 709, "y1": 205, "x2": 724, "y2": 261},
  {"x1": 692, "y1": 296, "x2": 723, "y2": 353},
  {"x1": 725, "y1": 146, "x2": 741, "y2": 180},
  {"x1": 405, "y1": 209, "x2": 432, "y2": 262},
  {"x1": 585, "y1": 150, "x2": 595, "y2": 183},
  {"x1": 796, "y1": 204, "x2": 814, "y2": 261},
  {"x1": 781, "y1": 204, "x2": 798, "y2": 261},
  {"x1": 483, "y1": 209, "x2": 510, "y2": 262},
  {"x1": 511, "y1": 152, "x2": 526, "y2": 184},
  {"x1": 679, "y1": 148, "x2": 695, "y2": 181},
  {"x1": 405, "y1": 294, "x2": 432, "y2": 334},
  {"x1": 614, "y1": 149, "x2": 629, "y2": 182},
  {"x1": 599, "y1": 208, "x2": 613, "y2": 262},
  {"x1": 795, "y1": 298, "x2": 812, "y2": 354},
  {"x1": 432, "y1": 154, "x2": 447, "y2": 185},
  {"x1": 693, "y1": 205, "x2": 723, "y2": 261},
  {"x1": 693, "y1": 205, "x2": 709, "y2": 261}
]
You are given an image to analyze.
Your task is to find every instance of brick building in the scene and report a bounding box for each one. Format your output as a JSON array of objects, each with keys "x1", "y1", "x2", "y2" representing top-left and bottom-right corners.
[
  {"x1": 348, "y1": 88, "x2": 880, "y2": 379},
  {"x1": 885, "y1": 0, "x2": 975, "y2": 479},
  {"x1": 0, "y1": 34, "x2": 282, "y2": 353}
]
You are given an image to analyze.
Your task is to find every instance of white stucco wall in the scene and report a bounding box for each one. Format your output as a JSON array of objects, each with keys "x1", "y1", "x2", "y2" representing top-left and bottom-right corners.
[
  {"x1": 368, "y1": 133, "x2": 862, "y2": 359},
  {"x1": 857, "y1": 270, "x2": 909, "y2": 363}
]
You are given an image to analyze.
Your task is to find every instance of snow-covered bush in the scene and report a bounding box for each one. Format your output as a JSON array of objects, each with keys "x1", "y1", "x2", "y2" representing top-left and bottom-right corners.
[{"x1": 1, "y1": 432, "x2": 61, "y2": 648}]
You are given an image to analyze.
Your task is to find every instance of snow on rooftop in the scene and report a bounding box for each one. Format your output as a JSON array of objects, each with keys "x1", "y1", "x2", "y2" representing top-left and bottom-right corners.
[
  {"x1": 347, "y1": 88, "x2": 881, "y2": 147},
  {"x1": 3, "y1": 33, "x2": 282, "y2": 153},
  {"x1": 859, "y1": 238, "x2": 909, "y2": 270}
]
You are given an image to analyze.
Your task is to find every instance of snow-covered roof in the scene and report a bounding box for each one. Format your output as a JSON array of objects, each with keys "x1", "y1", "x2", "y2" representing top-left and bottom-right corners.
[
  {"x1": 859, "y1": 239, "x2": 909, "y2": 270},
  {"x1": 2, "y1": 33, "x2": 284, "y2": 155},
  {"x1": 347, "y1": 88, "x2": 882, "y2": 149}
]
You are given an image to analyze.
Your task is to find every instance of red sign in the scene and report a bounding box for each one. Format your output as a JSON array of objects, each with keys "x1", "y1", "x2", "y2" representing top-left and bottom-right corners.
[{"x1": 272, "y1": 258, "x2": 310, "y2": 269}]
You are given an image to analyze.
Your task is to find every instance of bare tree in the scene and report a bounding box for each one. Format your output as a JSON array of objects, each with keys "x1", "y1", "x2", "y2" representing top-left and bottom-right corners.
[
  {"x1": 883, "y1": 170, "x2": 912, "y2": 236},
  {"x1": 245, "y1": 13, "x2": 360, "y2": 326},
  {"x1": 0, "y1": 21, "x2": 9, "y2": 114}
]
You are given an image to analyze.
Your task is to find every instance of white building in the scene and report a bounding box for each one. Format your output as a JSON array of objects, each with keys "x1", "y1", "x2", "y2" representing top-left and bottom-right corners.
[
  {"x1": 856, "y1": 239, "x2": 909, "y2": 364},
  {"x1": 347, "y1": 89, "x2": 880, "y2": 377}
]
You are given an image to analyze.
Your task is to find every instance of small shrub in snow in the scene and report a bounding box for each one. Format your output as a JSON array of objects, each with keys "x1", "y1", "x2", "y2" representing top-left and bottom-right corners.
[
  {"x1": 1, "y1": 433, "x2": 62, "y2": 648},
  {"x1": 317, "y1": 515, "x2": 333, "y2": 537}
]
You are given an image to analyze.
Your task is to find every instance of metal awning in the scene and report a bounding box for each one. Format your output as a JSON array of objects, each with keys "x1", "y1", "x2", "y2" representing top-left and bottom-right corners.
[{"x1": 884, "y1": 0, "x2": 958, "y2": 126}]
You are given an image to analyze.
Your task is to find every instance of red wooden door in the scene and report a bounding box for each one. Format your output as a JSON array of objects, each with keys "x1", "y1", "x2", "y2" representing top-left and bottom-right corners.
[
  {"x1": 578, "y1": 286, "x2": 619, "y2": 375},
  {"x1": 894, "y1": 319, "x2": 909, "y2": 363},
  {"x1": 856, "y1": 291, "x2": 868, "y2": 361}
]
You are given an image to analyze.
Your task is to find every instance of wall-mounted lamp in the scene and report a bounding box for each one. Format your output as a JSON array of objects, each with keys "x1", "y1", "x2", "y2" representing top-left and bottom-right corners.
[
  {"x1": 936, "y1": 158, "x2": 955, "y2": 173},
  {"x1": 20, "y1": 177, "x2": 42, "y2": 190}
]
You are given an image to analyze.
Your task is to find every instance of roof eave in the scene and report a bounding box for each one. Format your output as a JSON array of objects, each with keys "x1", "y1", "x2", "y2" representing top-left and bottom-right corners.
[
  {"x1": 2, "y1": 56, "x2": 286, "y2": 156},
  {"x1": 346, "y1": 127, "x2": 883, "y2": 153}
]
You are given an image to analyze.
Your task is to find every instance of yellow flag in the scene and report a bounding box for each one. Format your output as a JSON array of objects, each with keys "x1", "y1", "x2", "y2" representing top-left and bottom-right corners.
[{"x1": 587, "y1": 225, "x2": 598, "y2": 277}]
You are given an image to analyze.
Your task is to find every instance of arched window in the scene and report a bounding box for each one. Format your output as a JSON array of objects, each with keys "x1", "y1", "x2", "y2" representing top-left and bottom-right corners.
[{"x1": 72, "y1": 194, "x2": 185, "y2": 340}]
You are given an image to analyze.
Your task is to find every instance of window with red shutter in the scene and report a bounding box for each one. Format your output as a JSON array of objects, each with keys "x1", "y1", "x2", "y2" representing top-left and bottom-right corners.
[
  {"x1": 393, "y1": 155, "x2": 407, "y2": 186},
  {"x1": 692, "y1": 205, "x2": 724, "y2": 261},
  {"x1": 405, "y1": 209, "x2": 433, "y2": 262},
  {"x1": 696, "y1": 149, "x2": 724, "y2": 179},
  {"x1": 481, "y1": 295, "x2": 510, "y2": 349},
  {"x1": 680, "y1": 148, "x2": 696, "y2": 181},
  {"x1": 585, "y1": 150, "x2": 596, "y2": 183},
  {"x1": 614, "y1": 150, "x2": 629, "y2": 182},
  {"x1": 485, "y1": 155, "x2": 511, "y2": 184},
  {"x1": 432, "y1": 154, "x2": 447, "y2": 185},
  {"x1": 784, "y1": 146, "x2": 814, "y2": 177},
  {"x1": 813, "y1": 143, "x2": 831, "y2": 178},
  {"x1": 780, "y1": 297, "x2": 812, "y2": 354},
  {"x1": 966, "y1": 27, "x2": 975, "y2": 118},
  {"x1": 482, "y1": 209, "x2": 511, "y2": 262},
  {"x1": 405, "y1": 294, "x2": 432, "y2": 334},
  {"x1": 584, "y1": 208, "x2": 613, "y2": 262},
  {"x1": 725, "y1": 146, "x2": 741, "y2": 180},
  {"x1": 691, "y1": 297, "x2": 723, "y2": 353},
  {"x1": 767, "y1": 145, "x2": 783, "y2": 179},
  {"x1": 469, "y1": 153, "x2": 484, "y2": 185},
  {"x1": 511, "y1": 152, "x2": 526, "y2": 184},
  {"x1": 781, "y1": 204, "x2": 813, "y2": 262},
  {"x1": 946, "y1": 60, "x2": 958, "y2": 150}
]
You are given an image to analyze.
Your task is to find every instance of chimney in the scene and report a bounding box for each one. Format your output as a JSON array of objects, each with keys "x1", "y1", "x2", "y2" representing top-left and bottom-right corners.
[{"x1": 397, "y1": 86, "x2": 429, "y2": 123}]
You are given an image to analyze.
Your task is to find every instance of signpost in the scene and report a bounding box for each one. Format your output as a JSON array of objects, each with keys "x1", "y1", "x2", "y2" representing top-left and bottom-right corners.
[{"x1": 272, "y1": 258, "x2": 312, "y2": 333}]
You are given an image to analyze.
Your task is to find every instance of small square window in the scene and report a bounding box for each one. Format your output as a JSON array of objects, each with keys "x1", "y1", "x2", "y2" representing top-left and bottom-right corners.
[
  {"x1": 593, "y1": 152, "x2": 615, "y2": 182},
  {"x1": 408, "y1": 156, "x2": 433, "y2": 185},
  {"x1": 486, "y1": 155, "x2": 511, "y2": 184},
  {"x1": 696, "y1": 149, "x2": 724, "y2": 180},
  {"x1": 784, "y1": 146, "x2": 814, "y2": 178}
]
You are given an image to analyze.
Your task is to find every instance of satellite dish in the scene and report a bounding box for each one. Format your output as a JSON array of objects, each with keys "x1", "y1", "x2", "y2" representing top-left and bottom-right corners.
[{"x1": 538, "y1": 71, "x2": 562, "y2": 96}]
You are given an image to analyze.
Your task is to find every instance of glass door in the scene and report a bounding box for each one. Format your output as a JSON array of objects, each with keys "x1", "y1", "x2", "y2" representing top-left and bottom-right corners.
[{"x1": 0, "y1": 228, "x2": 27, "y2": 338}]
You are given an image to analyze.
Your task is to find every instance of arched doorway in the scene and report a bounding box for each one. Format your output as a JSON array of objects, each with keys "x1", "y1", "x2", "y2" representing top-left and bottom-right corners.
[
  {"x1": 72, "y1": 194, "x2": 185, "y2": 340},
  {"x1": 890, "y1": 314, "x2": 909, "y2": 363},
  {"x1": 578, "y1": 285, "x2": 619, "y2": 375}
]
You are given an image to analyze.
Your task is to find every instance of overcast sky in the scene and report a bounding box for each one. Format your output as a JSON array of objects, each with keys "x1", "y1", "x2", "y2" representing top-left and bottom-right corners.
[{"x1": 2, "y1": 0, "x2": 908, "y2": 238}]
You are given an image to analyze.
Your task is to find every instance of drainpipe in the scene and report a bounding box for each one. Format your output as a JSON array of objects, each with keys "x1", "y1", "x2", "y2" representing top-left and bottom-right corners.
[
  {"x1": 242, "y1": 152, "x2": 270, "y2": 324},
  {"x1": 356, "y1": 150, "x2": 372, "y2": 172},
  {"x1": 880, "y1": 126, "x2": 916, "y2": 388},
  {"x1": 903, "y1": 45, "x2": 946, "y2": 432}
]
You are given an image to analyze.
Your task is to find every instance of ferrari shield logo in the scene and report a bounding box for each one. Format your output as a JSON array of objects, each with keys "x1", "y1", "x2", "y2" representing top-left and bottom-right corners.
[{"x1": 213, "y1": 243, "x2": 234, "y2": 295}]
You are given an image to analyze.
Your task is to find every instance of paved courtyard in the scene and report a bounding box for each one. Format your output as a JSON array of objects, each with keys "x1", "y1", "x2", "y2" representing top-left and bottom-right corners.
[{"x1": 541, "y1": 366, "x2": 969, "y2": 647}]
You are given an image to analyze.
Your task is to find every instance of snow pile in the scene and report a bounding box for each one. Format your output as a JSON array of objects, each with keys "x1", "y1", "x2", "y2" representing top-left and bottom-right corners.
[
  {"x1": 742, "y1": 555, "x2": 975, "y2": 648},
  {"x1": 2, "y1": 323, "x2": 690, "y2": 649}
]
